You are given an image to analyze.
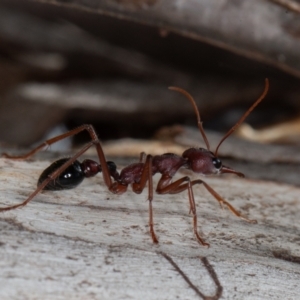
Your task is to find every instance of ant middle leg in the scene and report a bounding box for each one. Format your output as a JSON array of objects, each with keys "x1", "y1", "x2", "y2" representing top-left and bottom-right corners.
[
  {"x1": 156, "y1": 175, "x2": 210, "y2": 247},
  {"x1": 132, "y1": 155, "x2": 158, "y2": 244}
]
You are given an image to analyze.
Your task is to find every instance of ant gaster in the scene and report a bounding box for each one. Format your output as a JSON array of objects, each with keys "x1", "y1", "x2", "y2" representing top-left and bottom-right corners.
[{"x1": 1, "y1": 79, "x2": 269, "y2": 247}]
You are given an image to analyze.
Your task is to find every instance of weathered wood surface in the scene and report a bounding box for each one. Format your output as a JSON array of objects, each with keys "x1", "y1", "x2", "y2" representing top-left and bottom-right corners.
[
  {"x1": 0, "y1": 153, "x2": 300, "y2": 299},
  {"x1": 24, "y1": 0, "x2": 300, "y2": 78}
]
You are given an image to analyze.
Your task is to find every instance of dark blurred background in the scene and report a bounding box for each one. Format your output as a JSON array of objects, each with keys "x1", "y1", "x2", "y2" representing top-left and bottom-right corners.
[{"x1": 0, "y1": 0, "x2": 299, "y2": 151}]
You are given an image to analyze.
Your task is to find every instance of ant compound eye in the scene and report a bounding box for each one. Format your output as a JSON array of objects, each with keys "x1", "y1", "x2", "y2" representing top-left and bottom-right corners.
[{"x1": 212, "y1": 158, "x2": 222, "y2": 169}]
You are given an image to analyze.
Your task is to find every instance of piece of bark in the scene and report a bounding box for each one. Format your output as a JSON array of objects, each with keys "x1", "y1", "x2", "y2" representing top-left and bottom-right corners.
[
  {"x1": 17, "y1": 0, "x2": 300, "y2": 79},
  {"x1": 0, "y1": 3, "x2": 300, "y2": 147},
  {"x1": 0, "y1": 153, "x2": 300, "y2": 299},
  {"x1": 0, "y1": 78, "x2": 269, "y2": 146}
]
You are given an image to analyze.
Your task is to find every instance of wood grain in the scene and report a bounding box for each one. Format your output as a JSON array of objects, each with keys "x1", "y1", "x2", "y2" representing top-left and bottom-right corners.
[
  {"x1": 0, "y1": 154, "x2": 300, "y2": 299},
  {"x1": 27, "y1": 0, "x2": 300, "y2": 78}
]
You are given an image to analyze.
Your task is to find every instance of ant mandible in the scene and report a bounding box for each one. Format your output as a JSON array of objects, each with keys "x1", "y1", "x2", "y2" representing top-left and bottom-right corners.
[{"x1": 0, "y1": 79, "x2": 269, "y2": 247}]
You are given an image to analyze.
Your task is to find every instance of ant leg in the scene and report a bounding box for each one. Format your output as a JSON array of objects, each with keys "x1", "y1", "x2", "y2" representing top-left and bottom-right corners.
[
  {"x1": 186, "y1": 180, "x2": 210, "y2": 247},
  {"x1": 0, "y1": 125, "x2": 128, "y2": 211},
  {"x1": 159, "y1": 177, "x2": 257, "y2": 223},
  {"x1": 132, "y1": 155, "x2": 158, "y2": 244},
  {"x1": 157, "y1": 176, "x2": 209, "y2": 247},
  {"x1": 139, "y1": 152, "x2": 147, "y2": 163},
  {"x1": 2, "y1": 124, "x2": 99, "y2": 160},
  {"x1": 0, "y1": 141, "x2": 95, "y2": 211},
  {"x1": 2, "y1": 124, "x2": 115, "y2": 192},
  {"x1": 200, "y1": 180, "x2": 257, "y2": 224}
]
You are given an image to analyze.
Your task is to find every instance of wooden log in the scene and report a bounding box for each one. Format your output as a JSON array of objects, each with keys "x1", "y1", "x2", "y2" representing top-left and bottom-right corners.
[
  {"x1": 0, "y1": 152, "x2": 299, "y2": 299},
  {"x1": 21, "y1": 0, "x2": 300, "y2": 78}
]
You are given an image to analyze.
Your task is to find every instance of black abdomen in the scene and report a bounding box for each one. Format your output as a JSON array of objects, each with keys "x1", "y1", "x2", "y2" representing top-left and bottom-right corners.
[{"x1": 38, "y1": 158, "x2": 84, "y2": 190}]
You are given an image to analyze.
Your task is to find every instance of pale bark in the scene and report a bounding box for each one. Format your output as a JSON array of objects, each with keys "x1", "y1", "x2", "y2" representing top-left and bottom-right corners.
[{"x1": 0, "y1": 153, "x2": 299, "y2": 299}]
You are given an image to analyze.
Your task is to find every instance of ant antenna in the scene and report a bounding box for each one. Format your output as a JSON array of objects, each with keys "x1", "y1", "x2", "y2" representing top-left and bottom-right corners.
[
  {"x1": 214, "y1": 78, "x2": 269, "y2": 157},
  {"x1": 169, "y1": 87, "x2": 210, "y2": 151}
]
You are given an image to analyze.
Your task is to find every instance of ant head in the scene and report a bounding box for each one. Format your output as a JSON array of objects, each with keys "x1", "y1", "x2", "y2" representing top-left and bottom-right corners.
[
  {"x1": 182, "y1": 148, "x2": 222, "y2": 175},
  {"x1": 169, "y1": 78, "x2": 269, "y2": 158},
  {"x1": 183, "y1": 148, "x2": 245, "y2": 177}
]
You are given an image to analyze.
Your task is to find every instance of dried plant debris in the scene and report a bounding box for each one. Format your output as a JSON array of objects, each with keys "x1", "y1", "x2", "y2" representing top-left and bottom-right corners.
[{"x1": 236, "y1": 117, "x2": 300, "y2": 144}]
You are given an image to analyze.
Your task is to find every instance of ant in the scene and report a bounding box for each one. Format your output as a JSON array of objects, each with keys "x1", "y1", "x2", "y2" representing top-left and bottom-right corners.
[{"x1": 0, "y1": 79, "x2": 269, "y2": 247}]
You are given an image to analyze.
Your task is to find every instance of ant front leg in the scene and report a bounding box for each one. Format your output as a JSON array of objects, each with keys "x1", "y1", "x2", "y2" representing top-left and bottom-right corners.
[
  {"x1": 156, "y1": 175, "x2": 210, "y2": 247},
  {"x1": 156, "y1": 175, "x2": 256, "y2": 246},
  {"x1": 200, "y1": 180, "x2": 257, "y2": 224},
  {"x1": 161, "y1": 176, "x2": 256, "y2": 222},
  {"x1": 131, "y1": 155, "x2": 158, "y2": 244}
]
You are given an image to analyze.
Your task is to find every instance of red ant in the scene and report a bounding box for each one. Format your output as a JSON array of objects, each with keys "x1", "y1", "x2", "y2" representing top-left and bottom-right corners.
[{"x1": 0, "y1": 79, "x2": 269, "y2": 247}]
